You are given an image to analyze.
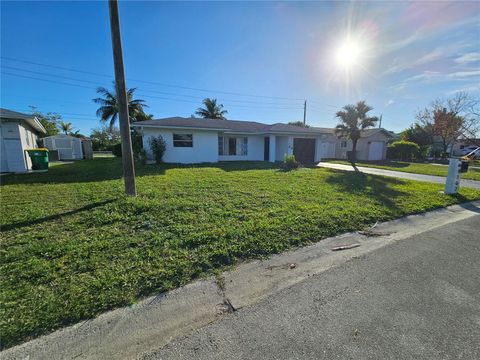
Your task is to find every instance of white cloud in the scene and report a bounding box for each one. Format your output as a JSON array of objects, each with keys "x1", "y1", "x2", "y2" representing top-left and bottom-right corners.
[
  {"x1": 447, "y1": 85, "x2": 480, "y2": 95},
  {"x1": 385, "y1": 99, "x2": 395, "y2": 107},
  {"x1": 390, "y1": 71, "x2": 441, "y2": 91},
  {"x1": 454, "y1": 52, "x2": 480, "y2": 64},
  {"x1": 448, "y1": 70, "x2": 480, "y2": 79}
]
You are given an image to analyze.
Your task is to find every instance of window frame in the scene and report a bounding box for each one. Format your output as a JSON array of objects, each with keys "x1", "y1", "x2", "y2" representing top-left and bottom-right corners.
[
  {"x1": 173, "y1": 133, "x2": 193, "y2": 148},
  {"x1": 218, "y1": 136, "x2": 224, "y2": 155},
  {"x1": 218, "y1": 136, "x2": 248, "y2": 156},
  {"x1": 228, "y1": 137, "x2": 237, "y2": 155}
]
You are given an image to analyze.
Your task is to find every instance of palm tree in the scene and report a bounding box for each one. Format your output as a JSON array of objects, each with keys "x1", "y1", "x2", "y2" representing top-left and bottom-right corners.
[
  {"x1": 58, "y1": 121, "x2": 73, "y2": 135},
  {"x1": 195, "y1": 98, "x2": 228, "y2": 119},
  {"x1": 335, "y1": 101, "x2": 378, "y2": 163},
  {"x1": 93, "y1": 83, "x2": 148, "y2": 129}
]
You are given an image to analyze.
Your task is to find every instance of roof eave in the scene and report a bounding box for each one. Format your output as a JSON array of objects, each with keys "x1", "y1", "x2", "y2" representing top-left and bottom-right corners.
[
  {"x1": 133, "y1": 124, "x2": 229, "y2": 131},
  {"x1": 30, "y1": 116, "x2": 47, "y2": 134}
]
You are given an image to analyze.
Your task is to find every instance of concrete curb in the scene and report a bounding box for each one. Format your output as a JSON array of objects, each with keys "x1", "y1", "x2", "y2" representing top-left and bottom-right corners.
[{"x1": 2, "y1": 201, "x2": 480, "y2": 360}]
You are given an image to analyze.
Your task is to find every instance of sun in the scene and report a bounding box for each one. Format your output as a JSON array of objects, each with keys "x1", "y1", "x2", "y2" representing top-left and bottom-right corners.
[{"x1": 335, "y1": 38, "x2": 363, "y2": 70}]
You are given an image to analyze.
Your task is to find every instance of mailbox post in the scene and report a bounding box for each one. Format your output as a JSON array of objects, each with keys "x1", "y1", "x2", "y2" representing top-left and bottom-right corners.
[{"x1": 445, "y1": 158, "x2": 461, "y2": 194}]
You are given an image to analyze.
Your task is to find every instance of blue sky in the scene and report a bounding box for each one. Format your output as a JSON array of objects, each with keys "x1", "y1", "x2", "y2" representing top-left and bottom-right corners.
[{"x1": 1, "y1": 1, "x2": 479, "y2": 135}]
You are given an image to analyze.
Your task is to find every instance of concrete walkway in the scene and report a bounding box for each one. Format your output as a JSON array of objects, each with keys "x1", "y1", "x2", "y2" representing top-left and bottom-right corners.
[
  {"x1": 3, "y1": 201, "x2": 480, "y2": 360},
  {"x1": 317, "y1": 162, "x2": 480, "y2": 190}
]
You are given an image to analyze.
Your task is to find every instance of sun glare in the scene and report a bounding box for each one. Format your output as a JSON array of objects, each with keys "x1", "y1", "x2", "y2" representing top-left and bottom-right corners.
[{"x1": 335, "y1": 39, "x2": 363, "y2": 70}]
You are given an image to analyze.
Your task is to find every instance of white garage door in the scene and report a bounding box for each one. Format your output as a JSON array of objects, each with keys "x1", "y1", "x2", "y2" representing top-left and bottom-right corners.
[
  {"x1": 368, "y1": 141, "x2": 384, "y2": 161},
  {"x1": 321, "y1": 142, "x2": 335, "y2": 158}
]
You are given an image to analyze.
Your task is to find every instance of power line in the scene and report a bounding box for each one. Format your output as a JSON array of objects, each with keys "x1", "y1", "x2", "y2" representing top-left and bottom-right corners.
[
  {"x1": 1, "y1": 56, "x2": 305, "y2": 101},
  {"x1": 1, "y1": 57, "x2": 342, "y2": 114},
  {"x1": 2, "y1": 66, "x2": 306, "y2": 108},
  {"x1": 2, "y1": 72, "x2": 304, "y2": 111},
  {"x1": 2, "y1": 93, "x2": 93, "y2": 106},
  {"x1": 2, "y1": 56, "x2": 340, "y2": 109},
  {"x1": 1, "y1": 72, "x2": 96, "y2": 90},
  {"x1": 2, "y1": 65, "x2": 304, "y2": 106}
]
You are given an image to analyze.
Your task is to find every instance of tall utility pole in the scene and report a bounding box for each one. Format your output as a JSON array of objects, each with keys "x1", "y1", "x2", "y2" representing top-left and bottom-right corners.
[
  {"x1": 108, "y1": 0, "x2": 136, "y2": 196},
  {"x1": 379, "y1": 114, "x2": 382, "y2": 128},
  {"x1": 303, "y1": 100, "x2": 307, "y2": 126}
]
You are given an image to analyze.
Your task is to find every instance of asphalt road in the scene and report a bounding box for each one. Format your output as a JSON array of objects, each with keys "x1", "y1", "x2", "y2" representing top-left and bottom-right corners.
[
  {"x1": 143, "y1": 216, "x2": 480, "y2": 360},
  {"x1": 317, "y1": 162, "x2": 480, "y2": 189}
]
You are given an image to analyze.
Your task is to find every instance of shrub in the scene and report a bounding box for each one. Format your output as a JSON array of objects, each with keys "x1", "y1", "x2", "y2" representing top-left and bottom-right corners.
[
  {"x1": 134, "y1": 148, "x2": 147, "y2": 165},
  {"x1": 112, "y1": 143, "x2": 122, "y2": 157},
  {"x1": 131, "y1": 129, "x2": 146, "y2": 164},
  {"x1": 149, "y1": 135, "x2": 166, "y2": 164},
  {"x1": 284, "y1": 153, "x2": 299, "y2": 170},
  {"x1": 131, "y1": 129, "x2": 143, "y2": 156},
  {"x1": 387, "y1": 140, "x2": 420, "y2": 161}
]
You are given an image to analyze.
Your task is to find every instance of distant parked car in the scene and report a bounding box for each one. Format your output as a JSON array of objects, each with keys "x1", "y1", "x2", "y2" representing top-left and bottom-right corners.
[
  {"x1": 462, "y1": 145, "x2": 478, "y2": 156},
  {"x1": 462, "y1": 147, "x2": 480, "y2": 160}
]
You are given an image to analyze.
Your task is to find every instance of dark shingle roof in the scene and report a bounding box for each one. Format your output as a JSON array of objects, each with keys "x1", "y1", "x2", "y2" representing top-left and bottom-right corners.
[
  {"x1": 360, "y1": 128, "x2": 395, "y2": 138},
  {"x1": 134, "y1": 117, "x2": 333, "y2": 135}
]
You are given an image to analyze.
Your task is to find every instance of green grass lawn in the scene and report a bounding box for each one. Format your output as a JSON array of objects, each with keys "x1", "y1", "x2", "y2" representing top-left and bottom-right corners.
[
  {"x1": 1, "y1": 158, "x2": 480, "y2": 348},
  {"x1": 324, "y1": 160, "x2": 480, "y2": 181}
]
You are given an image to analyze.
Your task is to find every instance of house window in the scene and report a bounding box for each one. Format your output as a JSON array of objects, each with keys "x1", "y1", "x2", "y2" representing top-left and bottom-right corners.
[
  {"x1": 218, "y1": 136, "x2": 248, "y2": 156},
  {"x1": 341, "y1": 141, "x2": 347, "y2": 148},
  {"x1": 241, "y1": 137, "x2": 248, "y2": 155},
  {"x1": 173, "y1": 134, "x2": 193, "y2": 147},
  {"x1": 228, "y1": 138, "x2": 237, "y2": 155},
  {"x1": 218, "y1": 137, "x2": 224, "y2": 155}
]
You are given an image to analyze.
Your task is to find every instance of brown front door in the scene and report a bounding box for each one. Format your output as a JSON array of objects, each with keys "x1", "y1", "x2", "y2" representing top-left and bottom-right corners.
[{"x1": 293, "y1": 138, "x2": 315, "y2": 164}]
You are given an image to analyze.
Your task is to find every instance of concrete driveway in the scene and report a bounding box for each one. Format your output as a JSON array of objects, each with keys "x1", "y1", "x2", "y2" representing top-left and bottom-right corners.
[
  {"x1": 144, "y1": 214, "x2": 480, "y2": 360},
  {"x1": 317, "y1": 162, "x2": 480, "y2": 190}
]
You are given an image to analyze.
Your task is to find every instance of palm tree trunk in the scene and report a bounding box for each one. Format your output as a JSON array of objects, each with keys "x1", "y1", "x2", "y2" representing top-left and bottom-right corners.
[{"x1": 351, "y1": 138, "x2": 358, "y2": 163}]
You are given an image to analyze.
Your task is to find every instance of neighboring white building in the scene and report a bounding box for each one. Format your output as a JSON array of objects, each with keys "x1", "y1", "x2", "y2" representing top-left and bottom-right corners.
[
  {"x1": 0, "y1": 108, "x2": 47, "y2": 173},
  {"x1": 43, "y1": 134, "x2": 84, "y2": 160},
  {"x1": 330, "y1": 128, "x2": 395, "y2": 161},
  {"x1": 133, "y1": 117, "x2": 393, "y2": 164}
]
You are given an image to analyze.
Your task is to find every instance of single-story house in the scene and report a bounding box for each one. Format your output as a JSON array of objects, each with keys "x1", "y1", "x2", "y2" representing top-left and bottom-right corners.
[
  {"x1": 327, "y1": 128, "x2": 395, "y2": 161},
  {"x1": 133, "y1": 117, "x2": 393, "y2": 164},
  {"x1": 0, "y1": 108, "x2": 47, "y2": 173},
  {"x1": 43, "y1": 134, "x2": 84, "y2": 160}
]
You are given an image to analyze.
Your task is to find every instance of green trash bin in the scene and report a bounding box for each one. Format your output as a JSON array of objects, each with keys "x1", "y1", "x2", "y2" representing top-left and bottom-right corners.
[{"x1": 26, "y1": 148, "x2": 49, "y2": 170}]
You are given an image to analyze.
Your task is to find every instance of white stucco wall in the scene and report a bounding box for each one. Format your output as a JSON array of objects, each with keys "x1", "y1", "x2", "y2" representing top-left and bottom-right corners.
[
  {"x1": 43, "y1": 135, "x2": 83, "y2": 160},
  {"x1": 142, "y1": 128, "x2": 219, "y2": 163},
  {"x1": 326, "y1": 132, "x2": 389, "y2": 160},
  {"x1": 0, "y1": 120, "x2": 40, "y2": 172},
  {"x1": 275, "y1": 136, "x2": 289, "y2": 161},
  {"x1": 314, "y1": 136, "x2": 323, "y2": 162},
  {"x1": 219, "y1": 135, "x2": 264, "y2": 161},
  {"x1": 356, "y1": 133, "x2": 388, "y2": 160}
]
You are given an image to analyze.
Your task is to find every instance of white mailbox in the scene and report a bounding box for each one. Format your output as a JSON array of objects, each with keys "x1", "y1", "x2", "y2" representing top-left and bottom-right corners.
[{"x1": 445, "y1": 158, "x2": 461, "y2": 194}]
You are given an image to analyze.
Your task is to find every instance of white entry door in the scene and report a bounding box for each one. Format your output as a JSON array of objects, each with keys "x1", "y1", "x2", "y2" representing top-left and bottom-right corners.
[
  {"x1": 321, "y1": 142, "x2": 335, "y2": 158},
  {"x1": 368, "y1": 141, "x2": 384, "y2": 160}
]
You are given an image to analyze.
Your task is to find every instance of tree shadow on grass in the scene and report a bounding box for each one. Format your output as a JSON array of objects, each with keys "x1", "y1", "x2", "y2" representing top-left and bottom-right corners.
[
  {"x1": 361, "y1": 160, "x2": 412, "y2": 169},
  {"x1": 323, "y1": 170, "x2": 410, "y2": 211},
  {"x1": 323, "y1": 169, "x2": 476, "y2": 215},
  {"x1": 1, "y1": 199, "x2": 117, "y2": 231},
  {"x1": 0, "y1": 158, "x2": 165, "y2": 186}
]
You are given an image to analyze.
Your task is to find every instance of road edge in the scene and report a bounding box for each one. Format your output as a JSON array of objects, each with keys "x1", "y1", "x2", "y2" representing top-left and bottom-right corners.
[{"x1": 2, "y1": 201, "x2": 480, "y2": 360}]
